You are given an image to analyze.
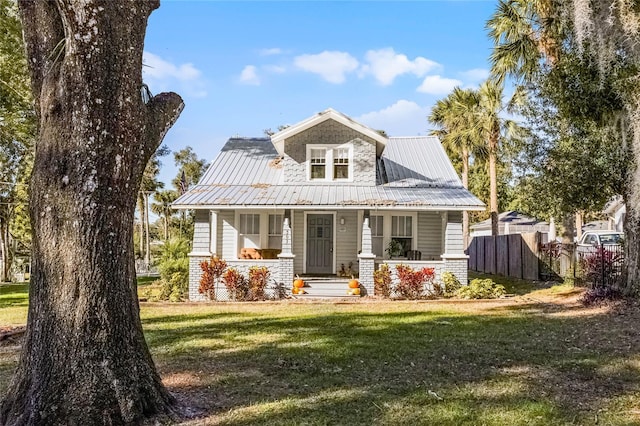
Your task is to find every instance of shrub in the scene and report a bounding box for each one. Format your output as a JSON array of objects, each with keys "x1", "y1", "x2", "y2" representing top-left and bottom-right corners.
[
  {"x1": 581, "y1": 246, "x2": 623, "y2": 290},
  {"x1": 157, "y1": 239, "x2": 190, "y2": 301},
  {"x1": 222, "y1": 267, "x2": 249, "y2": 301},
  {"x1": 394, "y1": 264, "x2": 435, "y2": 300},
  {"x1": 581, "y1": 286, "x2": 623, "y2": 306},
  {"x1": 440, "y1": 271, "x2": 462, "y2": 298},
  {"x1": 374, "y1": 264, "x2": 392, "y2": 297},
  {"x1": 456, "y1": 278, "x2": 505, "y2": 299},
  {"x1": 248, "y1": 266, "x2": 270, "y2": 301},
  {"x1": 199, "y1": 256, "x2": 228, "y2": 300}
]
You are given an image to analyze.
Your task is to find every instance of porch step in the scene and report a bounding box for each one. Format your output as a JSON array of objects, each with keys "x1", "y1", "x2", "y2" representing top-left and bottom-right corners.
[{"x1": 292, "y1": 278, "x2": 364, "y2": 299}]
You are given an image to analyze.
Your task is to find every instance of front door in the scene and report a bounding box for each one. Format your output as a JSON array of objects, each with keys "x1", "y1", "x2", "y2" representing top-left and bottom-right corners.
[{"x1": 306, "y1": 214, "x2": 333, "y2": 274}]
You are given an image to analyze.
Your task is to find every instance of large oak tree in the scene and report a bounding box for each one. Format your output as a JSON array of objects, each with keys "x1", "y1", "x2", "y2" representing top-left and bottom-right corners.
[{"x1": 0, "y1": 1, "x2": 184, "y2": 424}]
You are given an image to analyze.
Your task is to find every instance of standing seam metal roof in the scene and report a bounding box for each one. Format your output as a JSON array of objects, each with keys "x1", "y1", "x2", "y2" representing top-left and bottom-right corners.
[{"x1": 173, "y1": 135, "x2": 484, "y2": 209}]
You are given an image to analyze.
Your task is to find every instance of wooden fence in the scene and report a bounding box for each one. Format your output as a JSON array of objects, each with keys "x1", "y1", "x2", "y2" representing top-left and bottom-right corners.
[
  {"x1": 467, "y1": 233, "x2": 540, "y2": 281},
  {"x1": 469, "y1": 233, "x2": 626, "y2": 284}
]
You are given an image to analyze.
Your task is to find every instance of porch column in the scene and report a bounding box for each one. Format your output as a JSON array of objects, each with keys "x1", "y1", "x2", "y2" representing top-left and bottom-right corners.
[
  {"x1": 358, "y1": 217, "x2": 376, "y2": 296},
  {"x1": 278, "y1": 217, "x2": 295, "y2": 291},
  {"x1": 442, "y1": 211, "x2": 469, "y2": 285},
  {"x1": 209, "y1": 210, "x2": 217, "y2": 256}
]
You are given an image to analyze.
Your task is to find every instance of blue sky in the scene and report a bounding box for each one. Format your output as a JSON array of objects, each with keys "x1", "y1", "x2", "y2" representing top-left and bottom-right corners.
[{"x1": 143, "y1": 0, "x2": 500, "y2": 187}]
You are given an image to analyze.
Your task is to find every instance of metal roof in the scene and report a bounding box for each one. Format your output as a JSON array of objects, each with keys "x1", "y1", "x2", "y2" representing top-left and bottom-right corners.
[
  {"x1": 173, "y1": 184, "x2": 484, "y2": 210},
  {"x1": 380, "y1": 136, "x2": 462, "y2": 187},
  {"x1": 174, "y1": 134, "x2": 484, "y2": 211}
]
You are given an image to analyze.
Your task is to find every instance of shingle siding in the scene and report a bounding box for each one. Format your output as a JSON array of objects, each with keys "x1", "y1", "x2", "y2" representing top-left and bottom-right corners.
[{"x1": 282, "y1": 120, "x2": 377, "y2": 185}]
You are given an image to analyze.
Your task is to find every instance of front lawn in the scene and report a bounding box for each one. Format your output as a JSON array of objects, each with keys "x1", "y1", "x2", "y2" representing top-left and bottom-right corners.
[{"x1": 1, "y1": 282, "x2": 639, "y2": 425}]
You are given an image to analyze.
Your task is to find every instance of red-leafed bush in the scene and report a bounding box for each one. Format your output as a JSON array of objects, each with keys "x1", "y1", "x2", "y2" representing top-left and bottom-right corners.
[
  {"x1": 374, "y1": 264, "x2": 392, "y2": 297},
  {"x1": 199, "y1": 256, "x2": 227, "y2": 300},
  {"x1": 394, "y1": 264, "x2": 435, "y2": 299},
  {"x1": 248, "y1": 266, "x2": 270, "y2": 301},
  {"x1": 222, "y1": 267, "x2": 248, "y2": 301}
]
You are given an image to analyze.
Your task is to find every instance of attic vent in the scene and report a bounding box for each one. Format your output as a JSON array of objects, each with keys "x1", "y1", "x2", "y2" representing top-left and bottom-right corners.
[{"x1": 268, "y1": 156, "x2": 284, "y2": 169}]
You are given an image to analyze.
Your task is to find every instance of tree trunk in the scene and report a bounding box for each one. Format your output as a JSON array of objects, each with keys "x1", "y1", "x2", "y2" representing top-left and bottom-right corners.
[
  {"x1": 144, "y1": 192, "x2": 151, "y2": 269},
  {"x1": 0, "y1": 1, "x2": 184, "y2": 424},
  {"x1": 138, "y1": 194, "x2": 145, "y2": 259},
  {"x1": 0, "y1": 220, "x2": 6, "y2": 283},
  {"x1": 488, "y1": 142, "x2": 499, "y2": 236},
  {"x1": 461, "y1": 147, "x2": 470, "y2": 248}
]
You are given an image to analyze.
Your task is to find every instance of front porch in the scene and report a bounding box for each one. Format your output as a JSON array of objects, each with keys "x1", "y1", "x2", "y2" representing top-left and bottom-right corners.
[{"x1": 188, "y1": 208, "x2": 469, "y2": 301}]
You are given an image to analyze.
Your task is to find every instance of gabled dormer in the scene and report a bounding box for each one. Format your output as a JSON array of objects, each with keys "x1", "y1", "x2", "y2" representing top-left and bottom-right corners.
[{"x1": 270, "y1": 109, "x2": 387, "y2": 186}]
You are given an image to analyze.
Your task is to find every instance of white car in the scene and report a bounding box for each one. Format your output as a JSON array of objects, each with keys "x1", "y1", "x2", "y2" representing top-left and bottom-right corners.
[{"x1": 577, "y1": 231, "x2": 624, "y2": 254}]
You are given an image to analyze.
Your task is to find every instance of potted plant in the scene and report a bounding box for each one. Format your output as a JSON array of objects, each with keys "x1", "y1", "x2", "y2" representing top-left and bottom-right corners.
[{"x1": 386, "y1": 239, "x2": 404, "y2": 259}]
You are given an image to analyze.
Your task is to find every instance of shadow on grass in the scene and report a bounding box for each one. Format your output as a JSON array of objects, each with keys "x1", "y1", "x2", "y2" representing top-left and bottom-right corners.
[
  {"x1": 0, "y1": 284, "x2": 29, "y2": 309},
  {"x1": 142, "y1": 302, "x2": 640, "y2": 425}
]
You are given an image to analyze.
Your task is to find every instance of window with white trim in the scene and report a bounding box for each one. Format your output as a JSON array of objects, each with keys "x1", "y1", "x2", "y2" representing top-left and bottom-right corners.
[
  {"x1": 369, "y1": 215, "x2": 384, "y2": 257},
  {"x1": 391, "y1": 215, "x2": 413, "y2": 256},
  {"x1": 268, "y1": 214, "x2": 283, "y2": 249},
  {"x1": 310, "y1": 148, "x2": 326, "y2": 179},
  {"x1": 307, "y1": 144, "x2": 352, "y2": 181},
  {"x1": 333, "y1": 147, "x2": 350, "y2": 179},
  {"x1": 239, "y1": 213, "x2": 260, "y2": 249}
]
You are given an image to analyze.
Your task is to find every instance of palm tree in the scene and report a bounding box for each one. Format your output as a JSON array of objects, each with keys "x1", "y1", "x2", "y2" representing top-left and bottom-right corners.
[
  {"x1": 487, "y1": 0, "x2": 561, "y2": 85},
  {"x1": 429, "y1": 87, "x2": 483, "y2": 246},
  {"x1": 151, "y1": 189, "x2": 178, "y2": 241}
]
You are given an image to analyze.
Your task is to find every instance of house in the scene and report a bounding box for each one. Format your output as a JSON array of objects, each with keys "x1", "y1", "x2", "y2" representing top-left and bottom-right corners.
[
  {"x1": 172, "y1": 109, "x2": 485, "y2": 300},
  {"x1": 470, "y1": 211, "x2": 550, "y2": 241}
]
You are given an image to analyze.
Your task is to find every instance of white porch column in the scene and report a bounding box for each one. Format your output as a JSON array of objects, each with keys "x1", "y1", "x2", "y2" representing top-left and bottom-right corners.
[
  {"x1": 358, "y1": 217, "x2": 376, "y2": 295},
  {"x1": 278, "y1": 217, "x2": 295, "y2": 291},
  {"x1": 209, "y1": 210, "x2": 217, "y2": 256}
]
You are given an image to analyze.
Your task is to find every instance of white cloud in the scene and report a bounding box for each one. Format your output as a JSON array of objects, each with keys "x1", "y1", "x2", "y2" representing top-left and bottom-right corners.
[
  {"x1": 260, "y1": 48, "x2": 284, "y2": 56},
  {"x1": 264, "y1": 65, "x2": 286, "y2": 74},
  {"x1": 417, "y1": 75, "x2": 462, "y2": 95},
  {"x1": 143, "y1": 51, "x2": 201, "y2": 81},
  {"x1": 239, "y1": 65, "x2": 261, "y2": 86},
  {"x1": 357, "y1": 100, "x2": 431, "y2": 136},
  {"x1": 142, "y1": 51, "x2": 207, "y2": 97},
  {"x1": 294, "y1": 51, "x2": 359, "y2": 84},
  {"x1": 361, "y1": 48, "x2": 440, "y2": 85},
  {"x1": 459, "y1": 68, "x2": 490, "y2": 83}
]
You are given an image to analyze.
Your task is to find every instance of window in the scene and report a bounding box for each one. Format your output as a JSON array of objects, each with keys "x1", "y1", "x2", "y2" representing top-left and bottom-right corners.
[
  {"x1": 239, "y1": 213, "x2": 260, "y2": 249},
  {"x1": 310, "y1": 148, "x2": 326, "y2": 179},
  {"x1": 333, "y1": 147, "x2": 350, "y2": 179},
  {"x1": 369, "y1": 215, "x2": 384, "y2": 257},
  {"x1": 307, "y1": 145, "x2": 352, "y2": 181},
  {"x1": 391, "y1": 215, "x2": 413, "y2": 256},
  {"x1": 268, "y1": 214, "x2": 283, "y2": 249}
]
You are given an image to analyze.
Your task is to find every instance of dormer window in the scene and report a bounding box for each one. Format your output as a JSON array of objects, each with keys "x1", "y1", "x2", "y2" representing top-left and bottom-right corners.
[
  {"x1": 310, "y1": 148, "x2": 327, "y2": 179},
  {"x1": 307, "y1": 144, "x2": 352, "y2": 181},
  {"x1": 333, "y1": 147, "x2": 349, "y2": 179}
]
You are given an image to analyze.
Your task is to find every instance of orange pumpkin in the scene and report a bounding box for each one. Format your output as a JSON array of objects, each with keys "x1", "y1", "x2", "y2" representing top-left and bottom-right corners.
[
  {"x1": 292, "y1": 287, "x2": 300, "y2": 294},
  {"x1": 293, "y1": 278, "x2": 305, "y2": 288},
  {"x1": 348, "y1": 279, "x2": 359, "y2": 289}
]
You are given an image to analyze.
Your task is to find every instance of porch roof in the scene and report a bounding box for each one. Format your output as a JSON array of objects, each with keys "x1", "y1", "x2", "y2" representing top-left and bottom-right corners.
[{"x1": 172, "y1": 183, "x2": 485, "y2": 211}]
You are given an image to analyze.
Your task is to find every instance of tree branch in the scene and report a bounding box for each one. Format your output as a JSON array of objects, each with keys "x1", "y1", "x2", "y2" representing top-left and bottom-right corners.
[{"x1": 143, "y1": 92, "x2": 184, "y2": 164}]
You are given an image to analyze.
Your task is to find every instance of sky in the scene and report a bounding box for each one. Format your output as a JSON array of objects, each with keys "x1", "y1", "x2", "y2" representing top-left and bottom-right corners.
[{"x1": 143, "y1": 0, "x2": 500, "y2": 188}]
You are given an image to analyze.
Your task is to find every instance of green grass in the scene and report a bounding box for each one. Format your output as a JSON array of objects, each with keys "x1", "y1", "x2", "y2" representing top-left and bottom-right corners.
[{"x1": 1, "y1": 281, "x2": 639, "y2": 425}]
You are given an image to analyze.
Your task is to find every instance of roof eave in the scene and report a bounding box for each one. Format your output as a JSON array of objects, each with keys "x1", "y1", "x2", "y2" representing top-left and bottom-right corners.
[{"x1": 270, "y1": 108, "x2": 387, "y2": 156}]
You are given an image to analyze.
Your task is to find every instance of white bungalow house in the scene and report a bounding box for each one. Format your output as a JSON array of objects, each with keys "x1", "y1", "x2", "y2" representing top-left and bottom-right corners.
[{"x1": 172, "y1": 109, "x2": 485, "y2": 300}]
